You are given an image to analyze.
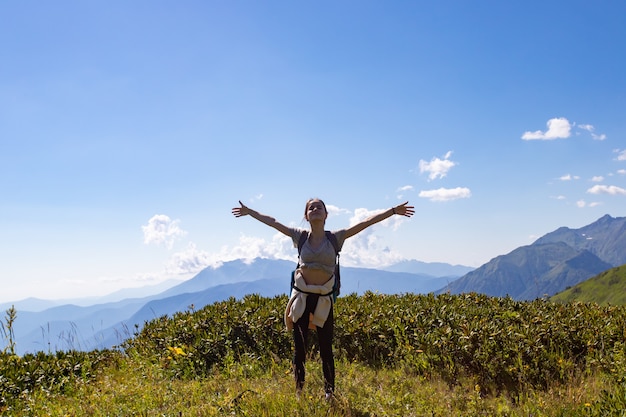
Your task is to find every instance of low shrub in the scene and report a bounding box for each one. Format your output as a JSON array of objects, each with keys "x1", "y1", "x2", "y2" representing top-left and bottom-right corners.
[{"x1": 123, "y1": 292, "x2": 626, "y2": 396}]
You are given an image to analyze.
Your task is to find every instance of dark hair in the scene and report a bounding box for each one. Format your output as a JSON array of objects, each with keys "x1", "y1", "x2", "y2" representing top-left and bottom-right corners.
[{"x1": 304, "y1": 198, "x2": 328, "y2": 220}]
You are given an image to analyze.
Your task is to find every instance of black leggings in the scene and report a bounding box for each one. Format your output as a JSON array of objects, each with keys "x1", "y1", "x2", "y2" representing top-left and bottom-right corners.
[{"x1": 292, "y1": 294, "x2": 335, "y2": 394}]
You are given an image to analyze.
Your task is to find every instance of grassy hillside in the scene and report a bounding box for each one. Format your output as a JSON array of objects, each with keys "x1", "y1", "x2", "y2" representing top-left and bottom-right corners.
[
  {"x1": 3, "y1": 292, "x2": 626, "y2": 416},
  {"x1": 551, "y1": 264, "x2": 626, "y2": 305}
]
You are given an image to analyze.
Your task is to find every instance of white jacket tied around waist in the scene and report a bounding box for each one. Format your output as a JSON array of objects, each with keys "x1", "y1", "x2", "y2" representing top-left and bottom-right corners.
[{"x1": 284, "y1": 271, "x2": 335, "y2": 330}]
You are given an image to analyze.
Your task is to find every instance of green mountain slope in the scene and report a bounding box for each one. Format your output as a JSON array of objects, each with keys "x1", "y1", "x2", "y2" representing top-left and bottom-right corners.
[{"x1": 551, "y1": 264, "x2": 626, "y2": 305}]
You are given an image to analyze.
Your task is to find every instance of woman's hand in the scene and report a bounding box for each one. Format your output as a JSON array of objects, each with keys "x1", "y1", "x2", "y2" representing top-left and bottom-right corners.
[
  {"x1": 392, "y1": 201, "x2": 415, "y2": 217},
  {"x1": 232, "y1": 200, "x2": 250, "y2": 218},
  {"x1": 231, "y1": 201, "x2": 292, "y2": 236}
]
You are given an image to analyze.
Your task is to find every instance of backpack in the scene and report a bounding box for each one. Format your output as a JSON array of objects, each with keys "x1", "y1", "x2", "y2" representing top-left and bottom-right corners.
[{"x1": 290, "y1": 230, "x2": 341, "y2": 302}]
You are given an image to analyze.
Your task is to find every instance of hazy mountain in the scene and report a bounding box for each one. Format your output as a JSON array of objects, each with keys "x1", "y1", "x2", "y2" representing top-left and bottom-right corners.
[
  {"x1": 0, "y1": 298, "x2": 62, "y2": 313},
  {"x1": 12, "y1": 299, "x2": 147, "y2": 354},
  {"x1": 381, "y1": 260, "x2": 474, "y2": 277},
  {"x1": 85, "y1": 279, "x2": 182, "y2": 304},
  {"x1": 158, "y1": 258, "x2": 295, "y2": 298},
  {"x1": 98, "y1": 265, "x2": 459, "y2": 348},
  {"x1": 0, "y1": 280, "x2": 181, "y2": 313},
  {"x1": 8, "y1": 258, "x2": 466, "y2": 355},
  {"x1": 438, "y1": 215, "x2": 624, "y2": 300}
]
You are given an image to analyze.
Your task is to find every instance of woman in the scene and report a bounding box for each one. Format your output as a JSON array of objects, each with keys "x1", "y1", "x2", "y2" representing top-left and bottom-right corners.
[{"x1": 232, "y1": 198, "x2": 415, "y2": 399}]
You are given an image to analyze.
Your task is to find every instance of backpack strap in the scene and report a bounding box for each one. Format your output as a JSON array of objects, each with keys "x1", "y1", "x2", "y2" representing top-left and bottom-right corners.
[
  {"x1": 297, "y1": 231, "x2": 308, "y2": 256},
  {"x1": 325, "y1": 231, "x2": 341, "y2": 300},
  {"x1": 324, "y1": 231, "x2": 340, "y2": 256},
  {"x1": 296, "y1": 230, "x2": 340, "y2": 256}
]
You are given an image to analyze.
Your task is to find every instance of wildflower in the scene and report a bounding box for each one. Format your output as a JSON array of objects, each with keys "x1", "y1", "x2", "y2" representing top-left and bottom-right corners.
[{"x1": 167, "y1": 346, "x2": 186, "y2": 356}]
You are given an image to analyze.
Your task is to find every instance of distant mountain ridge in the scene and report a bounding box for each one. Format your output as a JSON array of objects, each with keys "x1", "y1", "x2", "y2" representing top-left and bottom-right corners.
[
  {"x1": 6, "y1": 258, "x2": 469, "y2": 355},
  {"x1": 382, "y1": 260, "x2": 474, "y2": 277},
  {"x1": 438, "y1": 214, "x2": 626, "y2": 300},
  {"x1": 534, "y1": 214, "x2": 626, "y2": 266}
]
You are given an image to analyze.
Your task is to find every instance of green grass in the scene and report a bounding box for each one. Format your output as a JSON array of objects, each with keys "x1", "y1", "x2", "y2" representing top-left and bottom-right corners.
[
  {"x1": 3, "y1": 292, "x2": 626, "y2": 416},
  {"x1": 552, "y1": 264, "x2": 626, "y2": 305},
  {"x1": 16, "y1": 355, "x2": 615, "y2": 416}
]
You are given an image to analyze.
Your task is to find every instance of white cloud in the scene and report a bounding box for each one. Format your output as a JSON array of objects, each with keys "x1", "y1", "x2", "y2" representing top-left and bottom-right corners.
[
  {"x1": 587, "y1": 185, "x2": 626, "y2": 196},
  {"x1": 339, "y1": 207, "x2": 408, "y2": 267},
  {"x1": 165, "y1": 242, "x2": 214, "y2": 275},
  {"x1": 225, "y1": 234, "x2": 294, "y2": 263},
  {"x1": 521, "y1": 117, "x2": 572, "y2": 140},
  {"x1": 615, "y1": 149, "x2": 626, "y2": 161},
  {"x1": 396, "y1": 185, "x2": 414, "y2": 199},
  {"x1": 349, "y1": 207, "x2": 406, "y2": 231},
  {"x1": 591, "y1": 133, "x2": 606, "y2": 141},
  {"x1": 418, "y1": 187, "x2": 472, "y2": 202},
  {"x1": 419, "y1": 151, "x2": 456, "y2": 180},
  {"x1": 326, "y1": 204, "x2": 351, "y2": 217},
  {"x1": 577, "y1": 200, "x2": 603, "y2": 208},
  {"x1": 341, "y1": 234, "x2": 405, "y2": 268},
  {"x1": 577, "y1": 123, "x2": 606, "y2": 141},
  {"x1": 165, "y1": 233, "x2": 296, "y2": 275},
  {"x1": 618, "y1": 169, "x2": 626, "y2": 175},
  {"x1": 591, "y1": 176, "x2": 604, "y2": 182},
  {"x1": 559, "y1": 174, "x2": 579, "y2": 181},
  {"x1": 142, "y1": 214, "x2": 187, "y2": 249}
]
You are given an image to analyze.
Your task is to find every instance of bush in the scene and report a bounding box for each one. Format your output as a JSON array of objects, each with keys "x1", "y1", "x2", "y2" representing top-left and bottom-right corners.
[
  {"x1": 124, "y1": 292, "x2": 626, "y2": 395},
  {"x1": 0, "y1": 349, "x2": 119, "y2": 411}
]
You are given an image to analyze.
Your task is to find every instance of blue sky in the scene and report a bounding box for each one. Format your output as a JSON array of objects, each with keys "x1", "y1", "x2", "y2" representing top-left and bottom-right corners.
[{"x1": 1, "y1": 1, "x2": 625, "y2": 302}]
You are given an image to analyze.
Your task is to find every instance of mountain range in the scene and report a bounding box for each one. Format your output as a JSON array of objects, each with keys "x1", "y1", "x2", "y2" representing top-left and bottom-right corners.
[
  {"x1": 437, "y1": 214, "x2": 626, "y2": 300},
  {"x1": 3, "y1": 259, "x2": 471, "y2": 355},
  {"x1": 3, "y1": 214, "x2": 625, "y2": 355}
]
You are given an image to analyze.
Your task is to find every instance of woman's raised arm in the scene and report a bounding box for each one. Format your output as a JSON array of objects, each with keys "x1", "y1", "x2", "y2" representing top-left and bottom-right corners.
[
  {"x1": 343, "y1": 201, "x2": 414, "y2": 239},
  {"x1": 232, "y1": 200, "x2": 292, "y2": 236}
]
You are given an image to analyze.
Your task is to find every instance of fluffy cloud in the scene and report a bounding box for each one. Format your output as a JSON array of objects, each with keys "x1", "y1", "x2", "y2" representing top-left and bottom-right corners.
[
  {"x1": 419, "y1": 151, "x2": 456, "y2": 180},
  {"x1": 522, "y1": 117, "x2": 572, "y2": 140},
  {"x1": 615, "y1": 149, "x2": 626, "y2": 161},
  {"x1": 165, "y1": 242, "x2": 214, "y2": 275},
  {"x1": 326, "y1": 204, "x2": 351, "y2": 217},
  {"x1": 339, "y1": 207, "x2": 408, "y2": 267},
  {"x1": 165, "y1": 233, "x2": 296, "y2": 275},
  {"x1": 348, "y1": 207, "x2": 405, "y2": 231},
  {"x1": 522, "y1": 118, "x2": 606, "y2": 141},
  {"x1": 142, "y1": 214, "x2": 187, "y2": 249},
  {"x1": 587, "y1": 185, "x2": 626, "y2": 196},
  {"x1": 418, "y1": 187, "x2": 472, "y2": 202}
]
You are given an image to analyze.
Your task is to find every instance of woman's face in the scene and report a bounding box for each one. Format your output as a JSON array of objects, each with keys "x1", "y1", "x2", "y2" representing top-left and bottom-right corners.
[{"x1": 305, "y1": 199, "x2": 328, "y2": 222}]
